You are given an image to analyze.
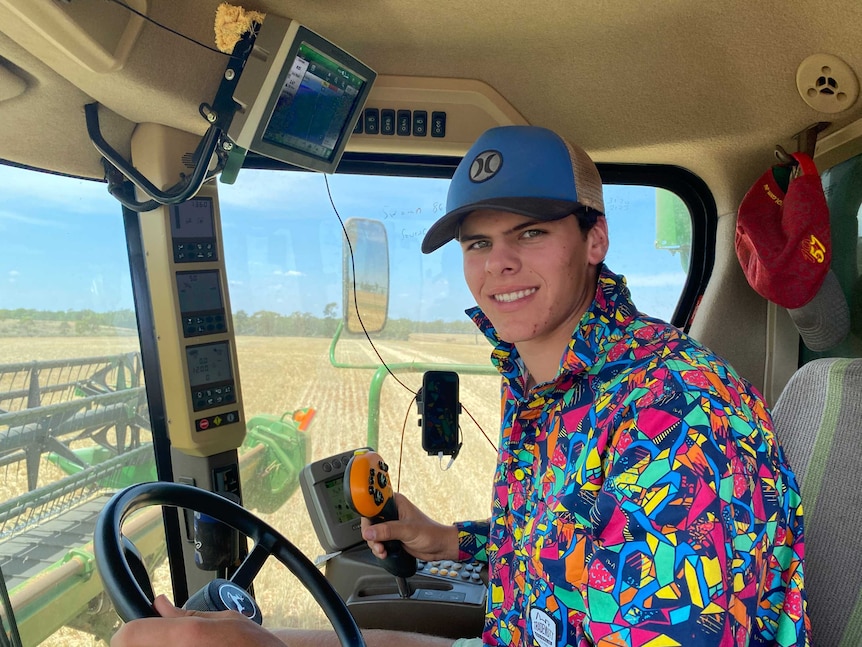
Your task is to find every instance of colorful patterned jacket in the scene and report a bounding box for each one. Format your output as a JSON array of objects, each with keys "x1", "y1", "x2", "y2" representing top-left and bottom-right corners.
[{"x1": 455, "y1": 266, "x2": 809, "y2": 647}]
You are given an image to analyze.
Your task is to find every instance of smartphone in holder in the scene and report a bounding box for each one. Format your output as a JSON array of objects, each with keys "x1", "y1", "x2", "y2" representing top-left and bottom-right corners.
[{"x1": 419, "y1": 370, "x2": 461, "y2": 456}]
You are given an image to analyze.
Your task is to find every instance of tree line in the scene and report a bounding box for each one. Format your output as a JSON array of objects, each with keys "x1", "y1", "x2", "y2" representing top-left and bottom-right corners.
[{"x1": 0, "y1": 307, "x2": 477, "y2": 339}]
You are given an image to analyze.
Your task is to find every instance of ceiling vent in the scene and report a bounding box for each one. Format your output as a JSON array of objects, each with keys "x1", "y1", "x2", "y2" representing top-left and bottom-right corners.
[{"x1": 796, "y1": 53, "x2": 860, "y2": 113}]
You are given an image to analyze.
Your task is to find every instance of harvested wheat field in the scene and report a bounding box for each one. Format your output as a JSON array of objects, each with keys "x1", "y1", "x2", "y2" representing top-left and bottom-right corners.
[{"x1": 0, "y1": 334, "x2": 501, "y2": 645}]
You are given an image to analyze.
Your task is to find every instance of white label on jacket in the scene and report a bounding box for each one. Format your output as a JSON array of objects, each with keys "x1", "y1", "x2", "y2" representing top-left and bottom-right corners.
[{"x1": 530, "y1": 608, "x2": 556, "y2": 647}]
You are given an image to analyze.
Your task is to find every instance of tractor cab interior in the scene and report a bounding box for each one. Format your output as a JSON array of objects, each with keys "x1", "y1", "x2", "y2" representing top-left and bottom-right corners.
[{"x1": 0, "y1": 1, "x2": 861, "y2": 646}]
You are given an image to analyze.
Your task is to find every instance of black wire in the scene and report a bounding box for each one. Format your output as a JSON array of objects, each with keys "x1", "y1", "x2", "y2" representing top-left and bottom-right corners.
[
  {"x1": 463, "y1": 404, "x2": 497, "y2": 452},
  {"x1": 106, "y1": 0, "x2": 498, "y2": 459},
  {"x1": 323, "y1": 175, "x2": 417, "y2": 395},
  {"x1": 323, "y1": 174, "x2": 499, "y2": 455},
  {"x1": 104, "y1": 0, "x2": 246, "y2": 59},
  {"x1": 396, "y1": 393, "x2": 418, "y2": 492},
  {"x1": 101, "y1": 0, "x2": 497, "y2": 461}
]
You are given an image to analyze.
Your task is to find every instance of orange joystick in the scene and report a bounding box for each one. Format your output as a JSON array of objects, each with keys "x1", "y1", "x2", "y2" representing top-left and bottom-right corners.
[{"x1": 344, "y1": 450, "x2": 417, "y2": 585}]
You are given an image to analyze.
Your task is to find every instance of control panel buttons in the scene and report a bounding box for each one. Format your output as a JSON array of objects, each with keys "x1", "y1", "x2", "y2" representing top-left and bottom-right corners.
[
  {"x1": 364, "y1": 108, "x2": 380, "y2": 134},
  {"x1": 183, "y1": 313, "x2": 227, "y2": 338},
  {"x1": 355, "y1": 108, "x2": 446, "y2": 139},
  {"x1": 412, "y1": 110, "x2": 428, "y2": 136},
  {"x1": 192, "y1": 384, "x2": 236, "y2": 411},
  {"x1": 319, "y1": 453, "x2": 354, "y2": 474},
  {"x1": 431, "y1": 111, "x2": 447, "y2": 138},
  {"x1": 396, "y1": 110, "x2": 411, "y2": 135},
  {"x1": 416, "y1": 559, "x2": 485, "y2": 586},
  {"x1": 380, "y1": 109, "x2": 395, "y2": 135},
  {"x1": 195, "y1": 410, "x2": 240, "y2": 432},
  {"x1": 174, "y1": 239, "x2": 218, "y2": 263}
]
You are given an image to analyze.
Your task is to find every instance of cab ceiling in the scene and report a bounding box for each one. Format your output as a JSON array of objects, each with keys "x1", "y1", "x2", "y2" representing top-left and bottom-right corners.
[{"x1": 1, "y1": 0, "x2": 861, "y2": 217}]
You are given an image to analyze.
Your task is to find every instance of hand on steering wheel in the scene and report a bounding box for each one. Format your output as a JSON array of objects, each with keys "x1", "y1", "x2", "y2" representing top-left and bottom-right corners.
[{"x1": 94, "y1": 481, "x2": 365, "y2": 647}]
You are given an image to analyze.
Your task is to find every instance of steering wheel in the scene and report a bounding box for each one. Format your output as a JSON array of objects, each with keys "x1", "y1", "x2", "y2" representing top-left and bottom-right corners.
[{"x1": 95, "y1": 481, "x2": 366, "y2": 646}]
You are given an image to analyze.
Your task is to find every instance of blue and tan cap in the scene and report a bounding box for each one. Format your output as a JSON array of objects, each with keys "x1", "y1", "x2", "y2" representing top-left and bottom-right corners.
[{"x1": 421, "y1": 125, "x2": 605, "y2": 253}]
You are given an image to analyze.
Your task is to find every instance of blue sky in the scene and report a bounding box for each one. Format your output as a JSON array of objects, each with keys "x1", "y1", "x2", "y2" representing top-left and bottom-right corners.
[{"x1": 0, "y1": 164, "x2": 689, "y2": 323}]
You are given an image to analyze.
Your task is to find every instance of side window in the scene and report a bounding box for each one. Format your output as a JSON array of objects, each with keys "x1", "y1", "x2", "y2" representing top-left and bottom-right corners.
[
  {"x1": 0, "y1": 164, "x2": 160, "y2": 646},
  {"x1": 802, "y1": 151, "x2": 862, "y2": 361},
  {"x1": 603, "y1": 186, "x2": 692, "y2": 322}
]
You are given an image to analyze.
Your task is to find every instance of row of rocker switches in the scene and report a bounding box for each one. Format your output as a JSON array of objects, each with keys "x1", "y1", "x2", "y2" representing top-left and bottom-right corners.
[{"x1": 355, "y1": 109, "x2": 447, "y2": 138}]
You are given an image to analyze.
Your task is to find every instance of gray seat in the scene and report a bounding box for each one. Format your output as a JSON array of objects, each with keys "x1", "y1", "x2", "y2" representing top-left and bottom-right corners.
[{"x1": 772, "y1": 358, "x2": 862, "y2": 646}]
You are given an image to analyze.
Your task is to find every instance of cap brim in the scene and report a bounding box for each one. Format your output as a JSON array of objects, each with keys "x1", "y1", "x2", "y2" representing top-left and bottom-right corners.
[{"x1": 420, "y1": 198, "x2": 580, "y2": 253}]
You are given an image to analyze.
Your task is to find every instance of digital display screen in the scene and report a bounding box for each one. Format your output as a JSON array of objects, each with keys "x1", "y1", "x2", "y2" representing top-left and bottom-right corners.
[
  {"x1": 171, "y1": 198, "x2": 215, "y2": 238},
  {"x1": 422, "y1": 371, "x2": 459, "y2": 455},
  {"x1": 262, "y1": 41, "x2": 366, "y2": 162},
  {"x1": 323, "y1": 476, "x2": 357, "y2": 524},
  {"x1": 177, "y1": 270, "x2": 223, "y2": 314},
  {"x1": 186, "y1": 342, "x2": 233, "y2": 388}
]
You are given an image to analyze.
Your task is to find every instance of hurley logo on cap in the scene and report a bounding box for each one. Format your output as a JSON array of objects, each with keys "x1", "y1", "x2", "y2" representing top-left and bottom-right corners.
[{"x1": 469, "y1": 150, "x2": 503, "y2": 183}]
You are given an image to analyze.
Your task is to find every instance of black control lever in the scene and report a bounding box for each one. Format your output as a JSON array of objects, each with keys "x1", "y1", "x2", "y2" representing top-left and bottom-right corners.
[{"x1": 344, "y1": 449, "x2": 416, "y2": 597}]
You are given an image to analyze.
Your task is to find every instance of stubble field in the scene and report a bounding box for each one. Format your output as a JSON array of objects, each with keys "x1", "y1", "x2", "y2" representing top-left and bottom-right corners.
[{"x1": 0, "y1": 334, "x2": 501, "y2": 645}]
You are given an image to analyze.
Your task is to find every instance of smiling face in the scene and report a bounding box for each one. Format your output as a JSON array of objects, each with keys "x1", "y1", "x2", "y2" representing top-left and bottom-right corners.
[{"x1": 459, "y1": 209, "x2": 609, "y2": 382}]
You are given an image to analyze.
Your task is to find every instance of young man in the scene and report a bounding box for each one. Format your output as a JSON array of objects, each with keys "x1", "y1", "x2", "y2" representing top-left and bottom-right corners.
[{"x1": 112, "y1": 126, "x2": 809, "y2": 647}]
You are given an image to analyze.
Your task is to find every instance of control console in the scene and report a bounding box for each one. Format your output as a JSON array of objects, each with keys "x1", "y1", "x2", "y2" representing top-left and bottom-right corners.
[
  {"x1": 300, "y1": 448, "x2": 487, "y2": 624},
  {"x1": 416, "y1": 559, "x2": 484, "y2": 585},
  {"x1": 299, "y1": 448, "x2": 366, "y2": 554}
]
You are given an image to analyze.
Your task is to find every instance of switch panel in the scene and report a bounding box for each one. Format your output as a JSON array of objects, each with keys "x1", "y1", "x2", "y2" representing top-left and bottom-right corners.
[
  {"x1": 363, "y1": 108, "x2": 380, "y2": 134},
  {"x1": 355, "y1": 108, "x2": 446, "y2": 139}
]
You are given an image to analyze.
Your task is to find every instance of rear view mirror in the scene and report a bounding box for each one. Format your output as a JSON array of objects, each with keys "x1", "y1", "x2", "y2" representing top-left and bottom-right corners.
[{"x1": 342, "y1": 218, "x2": 389, "y2": 333}]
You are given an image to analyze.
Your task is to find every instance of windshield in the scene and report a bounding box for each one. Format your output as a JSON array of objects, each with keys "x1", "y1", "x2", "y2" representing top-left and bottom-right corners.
[{"x1": 0, "y1": 163, "x2": 692, "y2": 643}]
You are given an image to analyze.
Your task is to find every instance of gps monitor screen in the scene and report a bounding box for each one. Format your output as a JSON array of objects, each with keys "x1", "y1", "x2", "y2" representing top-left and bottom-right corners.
[{"x1": 261, "y1": 41, "x2": 367, "y2": 164}]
